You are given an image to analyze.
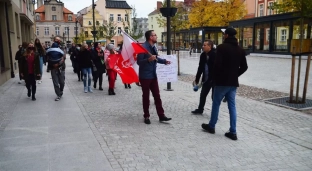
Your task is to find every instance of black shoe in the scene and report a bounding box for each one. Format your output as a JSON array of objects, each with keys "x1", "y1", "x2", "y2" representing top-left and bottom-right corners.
[
  {"x1": 225, "y1": 132, "x2": 237, "y2": 140},
  {"x1": 128, "y1": 84, "x2": 131, "y2": 89},
  {"x1": 191, "y1": 109, "x2": 203, "y2": 114},
  {"x1": 144, "y1": 118, "x2": 151, "y2": 124},
  {"x1": 78, "y1": 79, "x2": 80, "y2": 82},
  {"x1": 201, "y1": 124, "x2": 215, "y2": 134},
  {"x1": 27, "y1": 90, "x2": 31, "y2": 97},
  {"x1": 99, "y1": 87, "x2": 103, "y2": 91},
  {"x1": 32, "y1": 96, "x2": 36, "y2": 101},
  {"x1": 124, "y1": 84, "x2": 128, "y2": 89},
  {"x1": 159, "y1": 116, "x2": 172, "y2": 122},
  {"x1": 108, "y1": 88, "x2": 115, "y2": 95},
  {"x1": 93, "y1": 84, "x2": 96, "y2": 89},
  {"x1": 222, "y1": 98, "x2": 227, "y2": 103}
]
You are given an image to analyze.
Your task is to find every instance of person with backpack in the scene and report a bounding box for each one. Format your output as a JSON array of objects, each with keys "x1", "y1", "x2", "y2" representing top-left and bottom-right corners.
[
  {"x1": 15, "y1": 42, "x2": 28, "y2": 84},
  {"x1": 46, "y1": 36, "x2": 66, "y2": 101}
]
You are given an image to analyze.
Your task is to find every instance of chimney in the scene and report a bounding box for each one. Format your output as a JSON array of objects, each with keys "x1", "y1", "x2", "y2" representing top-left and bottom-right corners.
[{"x1": 157, "y1": 1, "x2": 162, "y2": 10}]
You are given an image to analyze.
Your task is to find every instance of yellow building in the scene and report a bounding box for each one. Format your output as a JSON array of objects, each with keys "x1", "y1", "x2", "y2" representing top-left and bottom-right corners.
[
  {"x1": 78, "y1": 8, "x2": 105, "y2": 44},
  {"x1": 77, "y1": 0, "x2": 132, "y2": 47}
]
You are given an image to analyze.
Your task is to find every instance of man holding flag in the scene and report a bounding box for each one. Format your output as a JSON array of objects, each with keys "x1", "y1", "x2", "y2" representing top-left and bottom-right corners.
[{"x1": 137, "y1": 30, "x2": 172, "y2": 125}]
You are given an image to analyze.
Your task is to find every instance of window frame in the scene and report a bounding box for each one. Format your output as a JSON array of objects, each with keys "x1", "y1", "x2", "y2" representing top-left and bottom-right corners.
[
  {"x1": 259, "y1": 4, "x2": 264, "y2": 17},
  {"x1": 52, "y1": 15, "x2": 57, "y2": 21},
  {"x1": 117, "y1": 14, "x2": 121, "y2": 22},
  {"x1": 52, "y1": 6, "x2": 56, "y2": 11},
  {"x1": 55, "y1": 27, "x2": 60, "y2": 35},
  {"x1": 110, "y1": 14, "x2": 114, "y2": 21},
  {"x1": 44, "y1": 27, "x2": 49, "y2": 35},
  {"x1": 280, "y1": 29, "x2": 287, "y2": 42},
  {"x1": 36, "y1": 27, "x2": 39, "y2": 36}
]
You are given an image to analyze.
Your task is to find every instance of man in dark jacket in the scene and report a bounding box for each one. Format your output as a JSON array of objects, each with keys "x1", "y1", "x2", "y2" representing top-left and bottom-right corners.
[
  {"x1": 137, "y1": 30, "x2": 172, "y2": 124},
  {"x1": 191, "y1": 40, "x2": 216, "y2": 114},
  {"x1": 201, "y1": 28, "x2": 248, "y2": 141}
]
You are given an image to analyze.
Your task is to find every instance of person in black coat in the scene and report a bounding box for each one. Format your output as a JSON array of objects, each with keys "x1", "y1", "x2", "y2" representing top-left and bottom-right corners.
[
  {"x1": 201, "y1": 28, "x2": 248, "y2": 141},
  {"x1": 191, "y1": 40, "x2": 216, "y2": 114},
  {"x1": 77, "y1": 44, "x2": 94, "y2": 93},
  {"x1": 92, "y1": 42, "x2": 106, "y2": 90}
]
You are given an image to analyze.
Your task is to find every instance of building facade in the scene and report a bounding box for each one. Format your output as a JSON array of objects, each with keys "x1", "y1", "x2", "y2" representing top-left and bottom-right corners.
[
  {"x1": 148, "y1": 1, "x2": 165, "y2": 44},
  {"x1": 133, "y1": 17, "x2": 149, "y2": 43},
  {"x1": 35, "y1": 0, "x2": 80, "y2": 47},
  {"x1": 0, "y1": 0, "x2": 36, "y2": 86},
  {"x1": 77, "y1": 0, "x2": 132, "y2": 47}
]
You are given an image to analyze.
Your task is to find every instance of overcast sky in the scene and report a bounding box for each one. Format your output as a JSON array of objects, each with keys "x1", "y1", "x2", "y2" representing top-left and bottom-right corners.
[{"x1": 59, "y1": 0, "x2": 163, "y2": 18}]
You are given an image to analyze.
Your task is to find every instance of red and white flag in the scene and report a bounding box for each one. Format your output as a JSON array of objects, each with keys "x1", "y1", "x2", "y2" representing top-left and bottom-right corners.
[{"x1": 111, "y1": 30, "x2": 149, "y2": 84}]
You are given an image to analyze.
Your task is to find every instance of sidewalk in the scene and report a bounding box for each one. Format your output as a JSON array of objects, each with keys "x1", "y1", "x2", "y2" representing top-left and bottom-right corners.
[
  {"x1": 1, "y1": 57, "x2": 312, "y2": 171},
  {"x1": 0, "y1": 64, "x2": 113, "y2": 171}
]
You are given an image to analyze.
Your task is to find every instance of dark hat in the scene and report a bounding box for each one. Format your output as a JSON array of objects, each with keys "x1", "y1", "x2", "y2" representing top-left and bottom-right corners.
[{"x1": 223, "y1": 28, "x2": 237, "y2": 36}]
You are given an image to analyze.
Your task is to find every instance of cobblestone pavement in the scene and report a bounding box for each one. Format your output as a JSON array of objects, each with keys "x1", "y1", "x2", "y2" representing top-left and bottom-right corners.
[{"x1": 65, "y1": 55, "x2": 312, "y2": 171}]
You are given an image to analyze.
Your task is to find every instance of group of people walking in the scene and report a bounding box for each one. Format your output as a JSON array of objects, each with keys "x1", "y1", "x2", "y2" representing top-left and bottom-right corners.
[{"x1": 14, "y1": 28, "x2": 248, "y2": 141}]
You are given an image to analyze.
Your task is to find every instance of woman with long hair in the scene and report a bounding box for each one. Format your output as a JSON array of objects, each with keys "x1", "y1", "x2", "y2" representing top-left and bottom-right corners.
[
  {"x1": 105, "y1": 44, "x2": 117, "y2": 95},
  {"x1": 92, "y1": 42, "x2": 106, "y2": 90},
  {"x1": 20, "y1": 43, "x2": 41, "y2": 101},
  {"x1": 34, "y1": 38, "x2": 46, "y2": 84},
  {"x1": 77, "y1": 44, "x2": 93, "y2": 93}
]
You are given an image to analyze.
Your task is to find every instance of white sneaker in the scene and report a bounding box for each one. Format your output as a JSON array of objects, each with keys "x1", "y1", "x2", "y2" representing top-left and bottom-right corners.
[{"x1": 38, "y1": 80, "x2": 42, "y2": 84}]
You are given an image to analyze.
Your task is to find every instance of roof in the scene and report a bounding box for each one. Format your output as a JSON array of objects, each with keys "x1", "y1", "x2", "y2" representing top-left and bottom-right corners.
[
  {"x1": 106, "y1": 0, "x2": 132, "y2": 9},
  {"x1": 148, "y1": 9, "x2": 160, "y2": 16},
  {"x1": 35, "y1": 5, "x2": 74, "y2": 14}
]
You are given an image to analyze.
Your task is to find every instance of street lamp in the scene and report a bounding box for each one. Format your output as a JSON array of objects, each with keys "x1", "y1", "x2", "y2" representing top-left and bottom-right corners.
[
  {"x1": 75, "y1": 20, "x2": 78, "y2": 43},
  {"x1": 91, "y1": 0, "x2": 98, "y2": 43},
  {"x1": 67, "y1": 27, "x2": 70, "y2": 44},
  {"x1": 160, "y1": 0, "x2": 177, "y2": 91},
  {"x1": 63, "y1": 32, "x2": 65, "y2": 43}
]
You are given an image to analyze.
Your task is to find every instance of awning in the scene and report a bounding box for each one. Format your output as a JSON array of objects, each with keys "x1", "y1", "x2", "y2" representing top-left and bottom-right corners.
[
  {"x1": 98, "y1": 39, "x2": 106, "y2": 43},
  {"x1": 85, "y1": 40, "x2": 93, "y2": 43}
]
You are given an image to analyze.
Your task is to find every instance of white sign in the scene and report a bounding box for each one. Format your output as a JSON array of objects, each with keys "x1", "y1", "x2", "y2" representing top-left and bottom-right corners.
[{"x1": 156, "y1": 55, "x2": 178, "y2": 83}]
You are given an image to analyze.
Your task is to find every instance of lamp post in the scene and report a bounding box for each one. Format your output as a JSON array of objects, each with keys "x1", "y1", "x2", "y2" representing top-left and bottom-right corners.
[
  {"x1": 160, "y1": 0, "x2": 177, "y2": 91},
  {"x1": 91, "y1": 0, "x2": 98, "y2": 43},
  {"x1": 67, "y1": 27, "x2": 70, "y2": 44},
  {"x1": 63, "y1": 32, "x2": 65, "y2": 43},
  {"x1": 75, "y1": 20, "x2": 78, "y2": 44}
]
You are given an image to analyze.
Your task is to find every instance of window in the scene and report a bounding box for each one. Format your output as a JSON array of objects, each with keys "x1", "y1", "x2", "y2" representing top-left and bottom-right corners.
[
  {"x1": 110, "y1": 27, "x2": 114, "y2": 35},
  {"x1": 89, "y1": 21, "x2": 92, "y2": 25},
  {"x1": 151, "y1": 25, "x2": 153, "y2": 29},
  {"x1": 117, "y1": 14, "x2": 121, "y2": 22},
  {"x1": 85, "y1": 31, "x2": 88, "y2": 37},
  {"x1": 55, "y1": 27, "x2": 59, "y2": 35},
  {"x1": 125, "y1": 14, "x2": 128, "y2": 22},
  {"x1": 68, "y1": 16, "x2": 72, "y2": 21},
  {"x1": 125, "y1": 27, "x2": 129, "y2": 33},
  {"x1": 36, "y1": 27, "x2": 39, "y2": 36},
  {"x1": 96, "y1": 21, "x2": 100, "y2": 25},
  {"x1": 266, "y1": 29, "x2": 270, "y2": 42},
  {"x1": 110, "y1": 14, "x2": 114, "y2": 21},
  {"x1": 280, "y1": 29, "x2": 287, "y2": 42},
  {"x1": 52, "y1": 6, "x2": 56, "y2": 11},
  {"x1": 44, "y1": 27, "x2": 49, "y2": 35},
  {"x1": 52, "y1": 15, "x2": 57, "y2": 21},
  {"x1": 268, "y1": 2, "x2": 273, "y2": 15},
  {"x1": 65, "y1": 27, "x2": 69, "y2": 35},
  {"x1": 74, "y1": 27, "x2": 78, "y2": 35},
  {"x1": 118, "y1": 27, "x2": 121, "y2": 35},
  {"x1": 36, "y1": 15, "x2": 40, "y2": 21},
  {"x1": 110, "y1": 40, "x2": 115, "y2": 45},
  {"x1": 259, "y1": 4, "x2": 264, "y2": 17}
]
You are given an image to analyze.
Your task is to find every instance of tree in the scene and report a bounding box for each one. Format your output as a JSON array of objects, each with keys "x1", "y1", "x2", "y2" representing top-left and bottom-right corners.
[
  {"x1": 95, "y1": 24, "x2": 105, "y2": 41},
  {"x1": 189, "y1": 0, "x2": 247, "y2": 27},
  {"x1": 122, "y1": 6, "x2": 143, "y2": 40},
  {"x1": 73, "y1": 31, "x2": 85, "y2": 45},
  {"x1": 156, "y1": 0, "x2": 189, "y2": 31},
  {"x1": 102, "y1": 20, "x2": 117, "y2": 43},
  {"x1": 269, "y1": 0, "x2": 312, "y2": 103}
]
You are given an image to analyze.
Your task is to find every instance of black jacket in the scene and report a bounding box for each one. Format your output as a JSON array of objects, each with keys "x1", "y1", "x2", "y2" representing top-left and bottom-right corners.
[
  {"x1": 77, "y1": 50, "x2": 93, "y2": 69},
  {"x1": 195, "y1": 49, "x2": 216, "y2": 84},
  {"x1": 213, "y1": 37, "x2": 248, "y2": 87},
  {"x1": 92, "y1": 48, "x2": 106, "y2": 72}
]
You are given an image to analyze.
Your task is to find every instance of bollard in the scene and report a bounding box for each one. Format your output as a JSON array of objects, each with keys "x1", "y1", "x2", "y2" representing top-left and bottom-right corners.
[{"x1": 176, "y1": 50, "x2": 180, "y2": 76}]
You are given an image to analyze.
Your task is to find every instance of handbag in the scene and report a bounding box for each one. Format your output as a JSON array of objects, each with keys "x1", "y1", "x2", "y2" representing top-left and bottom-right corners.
[{"x1": 91, "y1": 60, "x2": 97, "y2": 72}]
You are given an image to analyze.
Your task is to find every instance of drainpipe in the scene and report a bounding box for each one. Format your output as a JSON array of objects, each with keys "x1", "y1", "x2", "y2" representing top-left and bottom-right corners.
[{"x1": 5, "y1": 2, "x2": 15, "y2": 78}]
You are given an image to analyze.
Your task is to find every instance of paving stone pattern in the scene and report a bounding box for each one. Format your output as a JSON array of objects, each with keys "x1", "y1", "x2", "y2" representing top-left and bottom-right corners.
[{"x1": 65, "y1": 55, "x2": 312, "y2": 171}]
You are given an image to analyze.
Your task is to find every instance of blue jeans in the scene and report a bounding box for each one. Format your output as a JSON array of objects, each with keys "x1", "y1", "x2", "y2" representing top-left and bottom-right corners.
[
  {"x1": 81, "y1": 68, "x2": 92, "y2": 87},
  {"x1": 208, "y1": 86, "x2": 237, "y2": 134},
  {"x1": 39, "y1": 56, "x2": 43, "y2": 79}
]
